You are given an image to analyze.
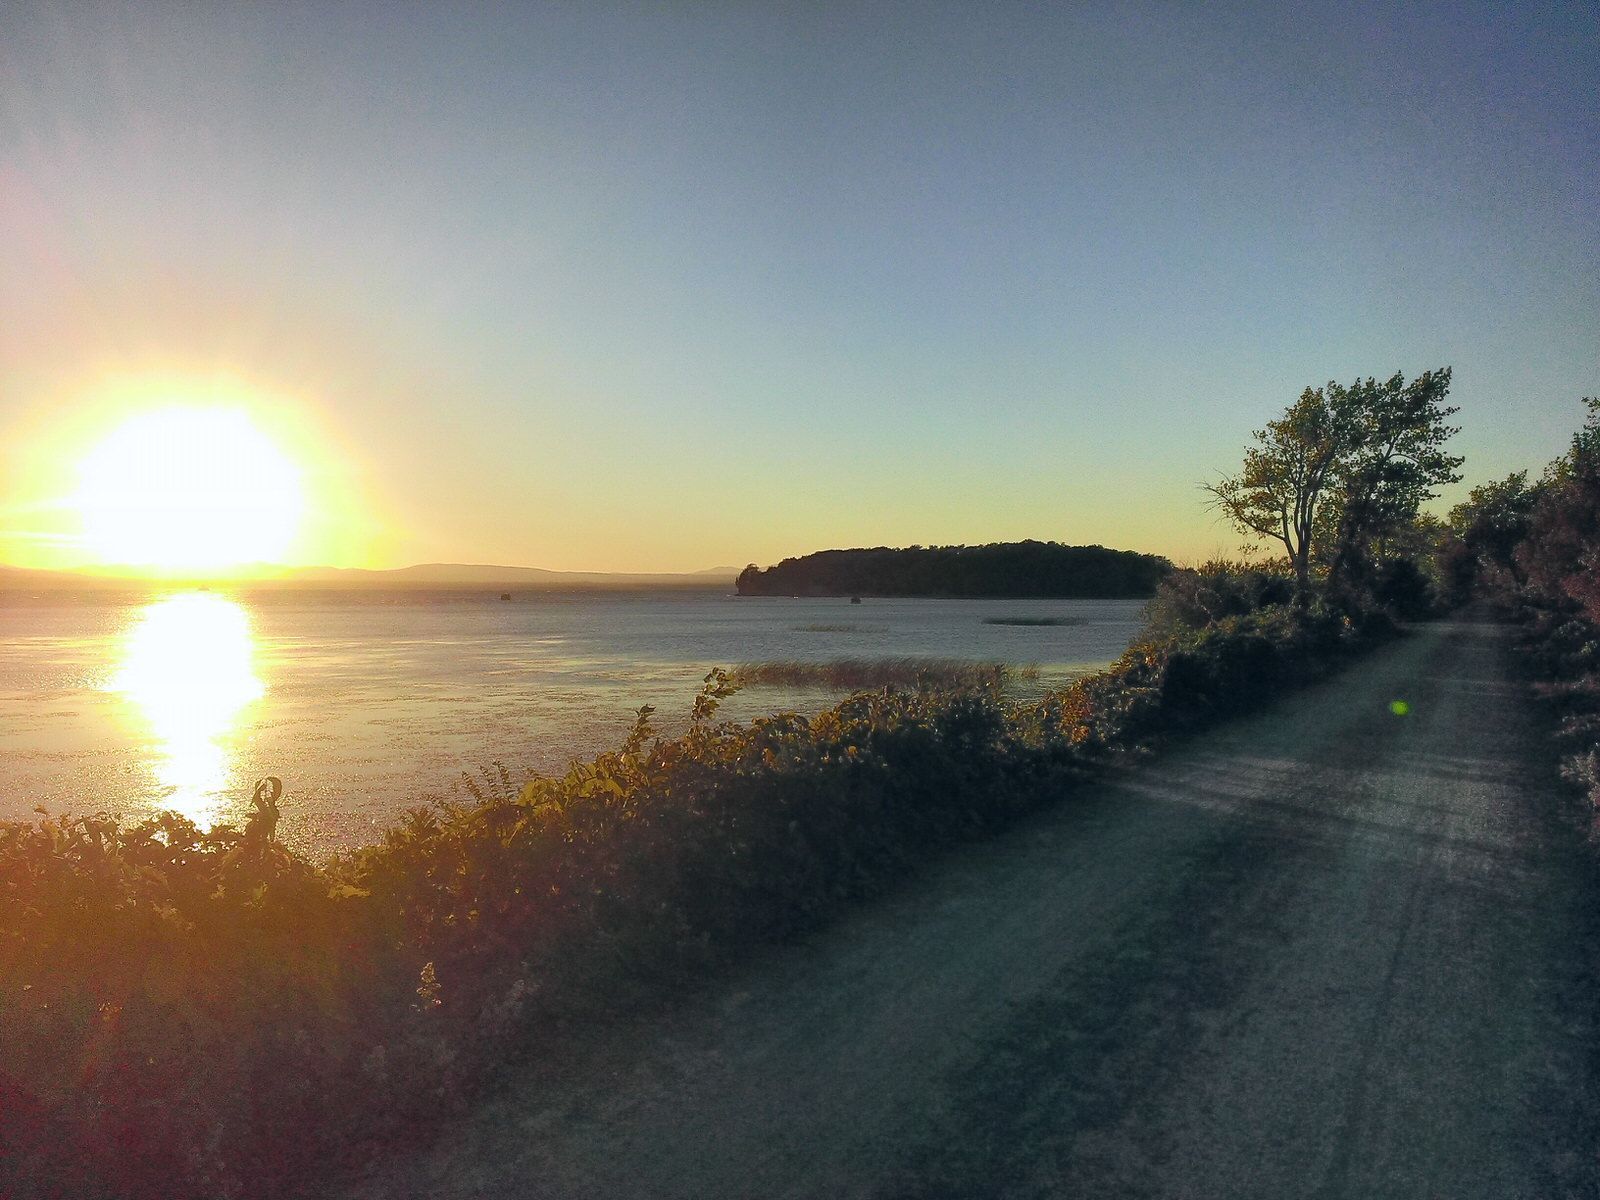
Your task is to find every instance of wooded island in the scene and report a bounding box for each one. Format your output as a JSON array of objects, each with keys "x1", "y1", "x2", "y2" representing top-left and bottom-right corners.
[{"x1": 736, "y1": 541, "x2": 1172, "y2": 598}]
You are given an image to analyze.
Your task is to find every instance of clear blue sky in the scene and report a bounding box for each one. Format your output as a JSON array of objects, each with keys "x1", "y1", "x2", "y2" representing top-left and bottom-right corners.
[{"x1": 2, "y1": 1, "x2": 1595, "y2": 571}]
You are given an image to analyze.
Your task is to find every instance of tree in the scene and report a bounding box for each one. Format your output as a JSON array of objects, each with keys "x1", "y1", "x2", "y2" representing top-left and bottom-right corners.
[
  {"x1": 1322, "y1": 369, "x2": 1462, "y2": 589},
  {"x1": 1206, "y1": 386, "x2": 1352, "y2": 594},
  {"x1": 1448, "y1": 470, "x2": 1541, "y2": 586},
  {"x1": 1208, "y1": 368, "x2": 1462, "y2": 598},
  {"x1": 1518, "y1": 398, "x2": 1600, "y2": 623}
]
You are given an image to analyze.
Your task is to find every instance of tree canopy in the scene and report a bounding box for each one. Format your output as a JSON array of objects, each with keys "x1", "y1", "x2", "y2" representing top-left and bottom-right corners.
[
  {"x1": 1207, "y1": 369, "x2": 1462, "y2": 594},
  {"x1": 1448, "y1": 471, "x2": 1542, "y2": 586},
  {"x1": 736, "y1": 541, "x2": 1172, "y2": 599},
  {"x1": 1517, "y1": 397, "x2": 1600, "y2": 623}
]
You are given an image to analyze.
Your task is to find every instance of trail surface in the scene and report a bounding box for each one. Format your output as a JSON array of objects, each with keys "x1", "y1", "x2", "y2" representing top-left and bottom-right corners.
[{"x1": 356, "y1": 617, "x2": 1599, "y2": 1199}]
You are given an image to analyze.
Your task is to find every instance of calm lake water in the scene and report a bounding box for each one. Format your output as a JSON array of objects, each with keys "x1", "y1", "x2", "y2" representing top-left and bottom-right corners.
[{"x1": 0, "y1": 590, "x2": 1145, "y2": 856}]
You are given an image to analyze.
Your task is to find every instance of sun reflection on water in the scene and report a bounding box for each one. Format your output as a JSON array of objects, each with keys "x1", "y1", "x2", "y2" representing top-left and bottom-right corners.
[{"x1": 108, "y1": 593, "x2": 264, "y2": 827}]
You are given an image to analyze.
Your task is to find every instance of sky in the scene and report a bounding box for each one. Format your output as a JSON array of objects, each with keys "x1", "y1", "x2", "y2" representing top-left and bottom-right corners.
[{"x1": 1, "y1": 1, "x2": 1595, "y2": 573}]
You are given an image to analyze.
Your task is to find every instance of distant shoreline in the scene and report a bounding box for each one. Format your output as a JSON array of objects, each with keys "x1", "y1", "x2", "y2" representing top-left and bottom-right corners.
[
  {"x1": 737, "y1": 541, "x2": 1173, "y2": 600},
  {"x1": 0, "y1": 564, "x2": 738, "y2": 594},
  {"x1": 0, "y1": 582, "x2": 737, "y2": 606}
]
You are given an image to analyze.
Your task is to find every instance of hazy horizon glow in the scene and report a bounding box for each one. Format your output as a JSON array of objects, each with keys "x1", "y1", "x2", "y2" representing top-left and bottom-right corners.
[{"x1": 2, "y1": 3, "x2": 1595, "y2": 574}]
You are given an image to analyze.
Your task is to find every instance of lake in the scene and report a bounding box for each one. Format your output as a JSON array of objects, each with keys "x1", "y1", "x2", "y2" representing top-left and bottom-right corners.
[{"x1": 0, "y1": 590, "x2": 1146, "y2": 856}]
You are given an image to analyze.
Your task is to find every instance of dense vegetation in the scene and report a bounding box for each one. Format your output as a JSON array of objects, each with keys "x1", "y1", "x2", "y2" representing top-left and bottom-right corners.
[
  {"x1": 1447, "y1": 398, "x2": 1600, "y2": 820},
  {"x1": 1, "y1": 576, "x2": 1395, "y2": 1199},
  {"x1": 735, "y1": 541, "x2": 1172, "y2": 598}
]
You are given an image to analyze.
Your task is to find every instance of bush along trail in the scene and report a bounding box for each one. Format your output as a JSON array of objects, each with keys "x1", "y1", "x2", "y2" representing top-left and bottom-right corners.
[
  {"x1": 0, "y1": 582, "x2": 1399, "y2": 1200},
  {"x1": 1451, "y1": 397, "x2": 1600, "y2": 822}
]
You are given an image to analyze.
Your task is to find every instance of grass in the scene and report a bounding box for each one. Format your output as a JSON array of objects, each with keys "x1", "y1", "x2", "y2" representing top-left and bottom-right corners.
[
  {"x1": 728, "y1": 658, "x2": 1039, "y2": 689},
  {"x1": 982, "y1": 616, "x2": 1083, "y2": 627}
]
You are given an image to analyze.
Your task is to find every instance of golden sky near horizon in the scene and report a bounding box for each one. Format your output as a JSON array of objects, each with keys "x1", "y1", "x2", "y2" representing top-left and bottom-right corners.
[
  {"x1": 1, "y1": 368, "x2": 399, "y2": 575},
  {"x1": 0, "y1": 351, "x2": 1245, "y2": 576}
]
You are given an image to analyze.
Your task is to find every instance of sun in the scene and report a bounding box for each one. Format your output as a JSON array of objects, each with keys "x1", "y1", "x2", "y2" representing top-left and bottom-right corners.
[{"x1": 74, "y1": 407, "x2": 306, "y2": 570}]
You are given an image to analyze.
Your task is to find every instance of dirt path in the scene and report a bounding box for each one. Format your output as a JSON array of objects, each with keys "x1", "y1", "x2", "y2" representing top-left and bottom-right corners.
[{"x1": 354, "y1": 617, "x2": 1599, "y2": 1199}]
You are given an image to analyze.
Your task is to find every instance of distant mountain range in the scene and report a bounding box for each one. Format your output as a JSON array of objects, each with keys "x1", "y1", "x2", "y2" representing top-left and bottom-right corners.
[{"x1": 0, "y1": 562, "x2": 742, "y2": 591}]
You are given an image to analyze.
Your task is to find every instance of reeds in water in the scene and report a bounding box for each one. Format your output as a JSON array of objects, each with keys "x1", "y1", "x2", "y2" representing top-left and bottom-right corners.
[{"x1": 729, "y1": 658, "x2": 1039, "y2": 689}]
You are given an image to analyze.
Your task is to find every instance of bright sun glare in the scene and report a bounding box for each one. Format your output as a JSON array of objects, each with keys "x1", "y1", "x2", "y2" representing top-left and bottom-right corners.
[
  {"x1": 74, "y1": 408, "x2": 305, "y2": 570},
  {"x1": 108, "y1": 592, "x2": 264, "y2": 826}
]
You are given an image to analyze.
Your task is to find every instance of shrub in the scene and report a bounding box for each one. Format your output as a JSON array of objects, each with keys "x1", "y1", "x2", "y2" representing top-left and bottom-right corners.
[
  {"x1": 1370, "y1": 557, "x2": 1438, "y2": 620},
  {"x1": 1140, "y1": 561, "x2": 1295, "y2": 642},
  {"x1": 1493, "y1": 400, "x2": 1600, "y2": 833}
]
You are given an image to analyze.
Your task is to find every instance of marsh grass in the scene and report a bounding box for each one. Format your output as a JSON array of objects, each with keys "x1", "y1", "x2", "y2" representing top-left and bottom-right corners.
[
  {"x1": 729, "y1": 658, "x2": 1039, "y2": 689},
  {"x1": 982, "y1": 616, "x2": 1083, "y2": 627}
]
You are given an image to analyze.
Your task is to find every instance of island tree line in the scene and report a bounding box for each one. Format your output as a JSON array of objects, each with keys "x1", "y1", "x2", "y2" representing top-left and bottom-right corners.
[{"x1": 736, "y1": 541, "x2": 1173, "y2": 598}]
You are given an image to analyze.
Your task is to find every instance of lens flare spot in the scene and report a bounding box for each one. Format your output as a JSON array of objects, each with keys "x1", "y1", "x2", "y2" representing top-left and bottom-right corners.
[{"x1": 1389, "y1": 699, "x2": 1410, "y2": 716}]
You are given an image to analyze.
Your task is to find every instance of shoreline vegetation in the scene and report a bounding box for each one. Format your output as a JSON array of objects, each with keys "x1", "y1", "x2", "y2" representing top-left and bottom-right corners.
[
  {"x1": 1, "y1": 572, "x2": 1403, "y2": 1200},
  {"x1": 735, "y1": 541, "x2": 1172, "y2": 598},
  {"x1": 727, "y1": 659, "x2": 1042, "y2": 690}
]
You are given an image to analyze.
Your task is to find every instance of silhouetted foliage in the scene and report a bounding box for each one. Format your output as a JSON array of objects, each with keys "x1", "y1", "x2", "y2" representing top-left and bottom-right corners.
[
  {"x1": 735, "y1": 541, "x2": 1171, "y2": 598},
  {"x1": 1140, "y1": 560, "x2": 1295, "y2": 641},
  {"x1": 1322, "y1": 369, "x2": 1463, "y2": 589},
  {"x1": 1478, "y1": 399, "x2": 1600, "y2": 826},
  {"x1": 1448, "y1": 471, "x2": 1543, "y2": 589},
  {"x1": 1518, "y1": 399, "x2": 1600, "y2": 626},
  {"x1": 1370, "y1": 557, "x2": 1436, "y2": 621},
  {"x1": 1208, "y1": 369, "x2": 1462, "y2": 595}
]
